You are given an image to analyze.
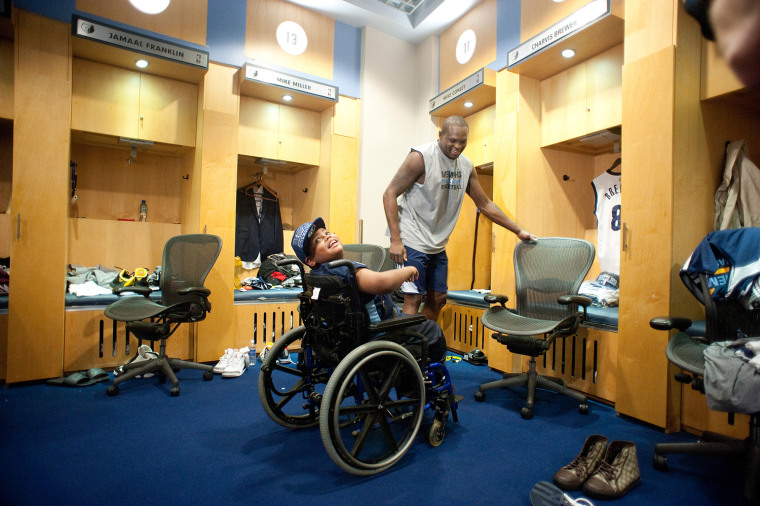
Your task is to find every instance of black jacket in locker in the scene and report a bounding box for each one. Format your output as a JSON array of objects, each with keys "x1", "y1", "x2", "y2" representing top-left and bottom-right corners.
[{"x1": 235, "y1": 186, "x2": 283, "y2": 263}]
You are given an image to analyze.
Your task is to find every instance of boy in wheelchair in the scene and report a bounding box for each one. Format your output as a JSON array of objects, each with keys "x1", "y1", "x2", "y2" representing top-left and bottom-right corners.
[{"x1": 291, "y1": 217, "x2": 447, "y2": 365}]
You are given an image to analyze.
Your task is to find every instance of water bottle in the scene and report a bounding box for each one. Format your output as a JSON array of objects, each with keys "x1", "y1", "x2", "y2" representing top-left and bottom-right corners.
[
  {"x1": 139, "y1": 200, "x2": 147, "y2": 222},
  {"x1": 248, "y1": 340, "x2": 257, "y2": 367}
]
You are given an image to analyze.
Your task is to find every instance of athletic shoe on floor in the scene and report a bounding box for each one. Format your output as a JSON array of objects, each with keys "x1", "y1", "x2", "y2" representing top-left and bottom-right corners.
[
  {"x1": 277, "y1": 348, "x2": 294, "y2": 365},
  {"x1": 213, "y1": 348, "x2": 235, "y2": 374},
  {"x1": 222, "y1": 347, "x2": 250, "y2": 378},
  {"x1": 530, "y1": 481, "x2": 594, "y2": 506},
  {"x1": 114, "y1": 344, "x2": 157, "y2": 378}
]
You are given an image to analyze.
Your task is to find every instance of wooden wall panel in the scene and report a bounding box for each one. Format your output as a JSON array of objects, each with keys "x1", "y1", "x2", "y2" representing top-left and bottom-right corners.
[
  {"x1": 329, "y1": 134, "x2": 358, "y2": 244},
  {"x1": 616, "y1": 47, "x2": 676, "y2": 428},
  {"x1": 195, "y1": 63, "x2": 240, "y2": 362},
  {"x1": 63, "y1": 310, "x2": 191, "y2": 373},
  {"x1": 246, "y1": 0, "x2": 334, "y2": 81},
  {"x1": 76, "y1": 0, "x2": 207, "y2": 45},
  {"x1": 7, "y1": 11, "x2": 71, "y2": 382},
  {"x1": 439, "y1": 0, "x2": 497, "y2": 90},
  {"x1": 69, "y1": 143, "x2": 183, "y2": 223},
  {"x1": 521, "y1": 0, "x2": 593, "y2": 42},
  {"x1": 0, "y1": 38, "x2": 13, "y2": 119},
  {"x1": 68, "y1": 218, "x2": 181, "y2": 269},
  {"x1": 624, "y1": 0, "x2": 676, "y2": 64}
]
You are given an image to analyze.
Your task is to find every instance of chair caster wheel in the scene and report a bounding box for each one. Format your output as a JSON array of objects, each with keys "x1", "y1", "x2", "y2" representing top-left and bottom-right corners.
[
  {"x1": 107, "y1": 385, "x2": 119, "y2": 397},
  {"x1": 170, "y1": 386, "x2": 180, "y2": 397},
  {"x1": 203, "y1": 371, "x2": 213, "y2": 381},
  {"x1": 579, "y1": 403, "x2": 589, "y2": 415},
  {"x1": 474, "y1": 390, "x2": 485, "y2": 402},
  {"x1": 653, "y1": 453, "x2": 668, "y2": 470},
  {"x1": 428, "y1": 417, "x2": 446, "y2": 447},
  {"x1": 520, "y1": 407, "x2": 533, "y2": 420}
]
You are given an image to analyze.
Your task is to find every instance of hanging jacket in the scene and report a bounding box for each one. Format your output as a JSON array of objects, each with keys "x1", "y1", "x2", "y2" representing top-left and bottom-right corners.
[
  {"x1": 235, "y1": 186, "x2": 283, "y2": 263},
  {"x1": 715, "y1": 140, "x2": 760, "y2": 230},
  {"x1": 680, "y1": 227, "x2": 760, "y2": 309}
]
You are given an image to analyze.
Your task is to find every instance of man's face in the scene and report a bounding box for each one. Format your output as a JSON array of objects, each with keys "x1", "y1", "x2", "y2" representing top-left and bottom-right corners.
[
  {"x1": 438, "y1": 125, "x2": 468, "y2": 160},
  {"x1": 306, "y1": 228, "x2": 343, "y2": 266}
]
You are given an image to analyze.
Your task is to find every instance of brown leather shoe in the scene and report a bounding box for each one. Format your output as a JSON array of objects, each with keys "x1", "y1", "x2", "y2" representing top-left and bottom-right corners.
[
  {"x1": 582, "y1": 440, "x2": 641, "y2": 499},
  {"x1": 553, "y1": 435, "x2": 608, "y2": 490}
]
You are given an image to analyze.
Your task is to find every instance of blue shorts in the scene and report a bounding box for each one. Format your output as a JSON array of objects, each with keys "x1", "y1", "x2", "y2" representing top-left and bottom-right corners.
[{"x1": 400, "y1": 246, "x2": 448, "y2": 295}]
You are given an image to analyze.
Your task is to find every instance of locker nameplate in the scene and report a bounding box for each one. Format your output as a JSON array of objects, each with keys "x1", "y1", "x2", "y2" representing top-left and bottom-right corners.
[
  {"x1": 242, "y1": 63, "x2": 338, "y2": 102},
  {"x1": 507, "y1": 0, "x2": 609, "y2": 68},
  {"x1": 72, "y1": 15, "x2": 209, "y2": 69}
]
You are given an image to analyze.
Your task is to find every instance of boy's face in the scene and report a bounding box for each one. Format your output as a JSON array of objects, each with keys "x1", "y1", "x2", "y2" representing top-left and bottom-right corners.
[{"x1": 306, "y1": 228, "x2": 343, "y2": 267}]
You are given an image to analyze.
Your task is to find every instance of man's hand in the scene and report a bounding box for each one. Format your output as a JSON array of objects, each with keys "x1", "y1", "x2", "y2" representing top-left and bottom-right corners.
[
  {"x1": 389, "y1": 239, "x2": 407, "y2": 264},
  {"x1": 517, "y1": 230, "x2": 539, "y2": 243}
]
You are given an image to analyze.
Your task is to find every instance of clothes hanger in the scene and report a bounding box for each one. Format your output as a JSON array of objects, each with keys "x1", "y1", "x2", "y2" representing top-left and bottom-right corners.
[
  {"x1": 242, "y1": 173, "x2": 279, "y2": 201},
  {"x1": 606, "y1": 157, "x2": 621, "y2": 175}
]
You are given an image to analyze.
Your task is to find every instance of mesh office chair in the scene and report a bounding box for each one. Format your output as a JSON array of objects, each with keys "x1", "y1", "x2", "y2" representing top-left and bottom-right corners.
[
  {"x1": 474, "y1": 238, "x2": 595, "y2": 419},
  {"x1": 342, "y1": 244, "x2": 387, "y2": 271},
  {"x1": 651, "y1": 231, "x2": 760, "y2": 505},
  {"x1": 104, "y1": 234, "x2": 223, "y2": 397}
]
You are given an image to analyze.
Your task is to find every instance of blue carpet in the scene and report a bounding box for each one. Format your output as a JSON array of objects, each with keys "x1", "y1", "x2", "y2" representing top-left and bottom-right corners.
[{"x1": 0, "y1": 359, "x2": 738, "y2": 505}]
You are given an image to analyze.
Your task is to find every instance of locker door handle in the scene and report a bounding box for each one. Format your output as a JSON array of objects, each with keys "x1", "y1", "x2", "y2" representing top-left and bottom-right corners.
[{"x1": 622, "y1": 222, "x2": 628, "y2": 251}]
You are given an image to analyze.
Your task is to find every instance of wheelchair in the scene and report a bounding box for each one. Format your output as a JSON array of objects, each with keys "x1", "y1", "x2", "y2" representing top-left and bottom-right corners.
[{"x1": 258, "y1": 259, "x2": 459, "y2": 476}]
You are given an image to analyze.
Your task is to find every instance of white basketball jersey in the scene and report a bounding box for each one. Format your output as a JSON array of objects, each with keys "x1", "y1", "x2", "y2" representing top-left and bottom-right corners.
[{"x1": 592, "y1": 170, "x2": 622, "y2": 275}]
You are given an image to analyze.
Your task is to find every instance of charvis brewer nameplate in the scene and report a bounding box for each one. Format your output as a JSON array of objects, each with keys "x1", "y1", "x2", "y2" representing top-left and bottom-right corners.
[
  {"x1": 507, "y1": 0, "x2": 609, "y2": 68},
  {"x1": 72, "y1": 15, "x2": 208, "y2": 69},
  {"x1": 242, "y1": 63, "x2": 338, "y2": 102}
]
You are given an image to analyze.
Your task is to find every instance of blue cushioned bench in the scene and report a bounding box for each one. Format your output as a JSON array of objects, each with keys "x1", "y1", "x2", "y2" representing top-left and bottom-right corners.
[{"x1": 234, "y1": 288, "x2": 303, "y2": 304}]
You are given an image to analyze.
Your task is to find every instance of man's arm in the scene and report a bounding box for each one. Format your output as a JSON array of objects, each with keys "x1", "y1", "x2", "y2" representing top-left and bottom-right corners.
[
  {"x1": 466, "y1": 169, "x2": 538, "y2": 242},
  {"x1": 382, "y1": 151, "x2": 426, "y2": 263},
  {"x1": 355, "y1": 266, "x2": 418, "y2": 294}
]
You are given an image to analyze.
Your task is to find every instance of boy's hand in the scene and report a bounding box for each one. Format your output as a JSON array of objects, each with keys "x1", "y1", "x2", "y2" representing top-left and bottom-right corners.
[{"x1": 405, "y1": 266, "x2": 419, "y2": 282}]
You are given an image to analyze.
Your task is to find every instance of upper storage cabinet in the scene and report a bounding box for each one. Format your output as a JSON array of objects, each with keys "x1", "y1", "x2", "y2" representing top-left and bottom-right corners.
[
  {"x1": 540, "y1": 44, "x2": 623, "y2": 149},
  {"x1": 238, "y1": 96, "x2": 321, "y2": 166},
  {"x1": 71, "y1": 58, "x2": 198, "y2": 147}
]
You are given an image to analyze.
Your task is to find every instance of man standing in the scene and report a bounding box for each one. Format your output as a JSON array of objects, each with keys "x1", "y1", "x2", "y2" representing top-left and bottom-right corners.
[{"x1": 383, "y1": 115, "x2": 537, "y2": 321}]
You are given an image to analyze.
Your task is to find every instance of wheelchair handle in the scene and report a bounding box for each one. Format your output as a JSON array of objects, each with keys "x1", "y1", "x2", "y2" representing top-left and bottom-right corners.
[{"x1": 326, "y1": 259, "x2": 356, "y2": 274}]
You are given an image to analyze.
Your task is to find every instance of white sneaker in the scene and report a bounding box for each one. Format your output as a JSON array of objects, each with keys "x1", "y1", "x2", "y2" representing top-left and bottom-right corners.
[
  {"x1": 136, "y1": 344, "x2": 158, "y2": 378},
  {"x1": 222, "y1": 348, "x2": 249, "y2": 378},
  {"x1": 213, "y1": 348, "x2": 235, "y2": 374},
  {"x1": 115, "y1": 344, "x2": 157, "y2": 378}
]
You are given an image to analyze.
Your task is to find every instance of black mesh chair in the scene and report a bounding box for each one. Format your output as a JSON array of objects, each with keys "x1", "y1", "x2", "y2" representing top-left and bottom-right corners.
[
  {"x1": 651, "y1": 272, "x2": 760, "y2": 505},
  {"x1": 342, "y1": 244, "x2": 387, "y2": 271},
  {"x1": 104, "y1": 234, "x2": 222, "y2": 397},
  {"x1": 474, "y1": 237, "x2": 595, "y2": 419}
]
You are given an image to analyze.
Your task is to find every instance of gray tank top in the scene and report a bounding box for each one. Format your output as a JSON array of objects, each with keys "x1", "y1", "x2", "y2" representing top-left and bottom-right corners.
[{"x1": 398, "y1": 140, "x2": 473, "y2": 254}]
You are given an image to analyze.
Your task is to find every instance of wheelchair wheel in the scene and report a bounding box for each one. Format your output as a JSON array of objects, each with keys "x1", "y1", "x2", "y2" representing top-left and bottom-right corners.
[
  {"x1": 258, "y1": 326, "x2": 329, "y2": 429},
  {"x1": 320, "y1": 340, "x2": 425, "y2": 476}
]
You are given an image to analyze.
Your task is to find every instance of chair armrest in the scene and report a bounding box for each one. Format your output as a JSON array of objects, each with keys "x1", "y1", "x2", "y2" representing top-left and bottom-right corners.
[
  {"x1": 368, "y1": 314, "x2": 426, "y2": 333},
  {"x1": 178, "y1": 287, "x2": 211, "y2": 297},
  {"x1": 650, "y1": 316, "x2": 692, "y2": 332},
  {"x1": 558, "y1": 295, "x2": 592, "y2": 307},
  {"x1": 484, "y1": 294, "x2": 509, "y2": 308},
  {"x1": 113, "y1": 286, "x2": 152, "y2": 297}
]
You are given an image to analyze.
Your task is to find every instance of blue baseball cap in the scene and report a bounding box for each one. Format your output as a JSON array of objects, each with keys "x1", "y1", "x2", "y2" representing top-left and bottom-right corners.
[{"x1": 292, "y1": 217, "x2": 325, "y2": 264}]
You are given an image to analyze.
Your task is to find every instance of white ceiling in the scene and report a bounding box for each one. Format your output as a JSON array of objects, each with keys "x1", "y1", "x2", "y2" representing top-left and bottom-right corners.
[{"x1": 283, "y1": 0, "x2": 484, "y2": 45}]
